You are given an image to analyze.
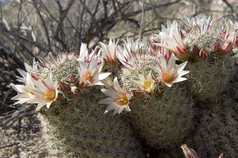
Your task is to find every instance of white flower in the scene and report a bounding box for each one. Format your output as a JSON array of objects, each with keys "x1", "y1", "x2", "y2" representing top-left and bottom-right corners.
[
  {"x1": 16, "y1": 63, "x2": 32, "y2": 82},
  {"x1": 17, "y1": 60, "x2": 40, "y2": 83},
  {"x1": 182, "y1": 17, "x2": 225, "y2": 58},
  {"x1": 155, "y1": 21, "x2": 186, "y2": 56},
  {"x1": 133, "y1": 71, "x2": 156, "y2": 94},
  {"x1": 224, "y1": 19, "x2": 238, "y2": 46},
  {"x1": 154, "y1": 54, "x2": 189, "y2": 87},
  {"x1": 221, "y1": 19, "x2": 238, "y2": 54},
  {"x1": 116, "y1": 38, "x2": 144, "y2": 67},
  {"x1": 10, "y1": 73, "x2": 36, "y2": 105},
  {"x1": 11, "y1": 72, "x2": 59, "y2": 111},
  {"x1": 181, "y1": 144, "x2": 224, "y2": 158},
  {"x1": 99, "y1": 39, "x2": 119, "y2": 65},
  {"x1": 183, "y1": 17, "x2": 213, "y2": 35},
  {"x1": 78, "y1": 43, "x2": 97, "y2": 63},
  {"x1": 78, "y1": 57, "x2": 111, "y2": 87},
  {"x1": 99, "y1": 77, "x2": 133, "y2": 115},
  {"x1": 148, "y1": 34, "x2": 172, "y2": 61},
  {"x1": 219, "y1": 153, "x2": 224, "y2": 158}
]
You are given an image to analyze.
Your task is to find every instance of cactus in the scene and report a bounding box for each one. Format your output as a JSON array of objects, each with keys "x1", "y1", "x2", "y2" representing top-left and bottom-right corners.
[
  {"x1": 186, "y1": 55, "x2": 235, "y2": 102},
  {"x1": 125, "y1": 83, "x2": 194, "y2": 149},
  {"x1": 10, "y1": 47, "x2": 145, "y2": 157},
  {"x1": 113, "y1": 38, "x2": 193, "y2": 150},
  {"x1": 183, "y1": 96, "x2": 238, "y2": 158},
  {"x1": 9, "y1": 17, "x2": 238, "y2": 157},
  {"x1": 39, "y1": 87, "x2": 145, "y2": 157}
]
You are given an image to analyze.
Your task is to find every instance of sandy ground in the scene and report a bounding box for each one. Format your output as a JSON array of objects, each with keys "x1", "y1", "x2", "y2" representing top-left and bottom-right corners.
[{"x1": 0, "y1": 105, "x2": 48, "y2": 158}]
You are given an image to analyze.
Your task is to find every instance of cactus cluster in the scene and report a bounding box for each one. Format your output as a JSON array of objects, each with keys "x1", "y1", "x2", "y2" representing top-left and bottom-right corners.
[
  {"x1": 9, "y1": 16, "x2": 238, "y2": 157},
  {"x1": 39, "y1": 87, "x2": 144, "y2": 157}
]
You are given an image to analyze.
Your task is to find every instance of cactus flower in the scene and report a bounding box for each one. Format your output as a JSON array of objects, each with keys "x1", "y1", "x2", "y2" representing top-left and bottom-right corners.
[
  {"x1": 218, "y1": 153, "x2": 224, "y2": 158},
  {"x1": 182, "y1": 17, "x2": 224, "y2": 58},
  {"x1": 78, "y1": 43, "x2": 97, "y2": 63},
  {"x1": 17, "y1": 61, "x2": 41, "y2": 82},
  {"x1": 78, "y1": 57, "x2": 111, "y2": 87},
  {"x1": 221, "y1": 19, "x2": 238, "y2": 54},
  {"x1": 116, "y1": 38, "x2": 143, "y2": 67},
  {"x1": 155, "y1": 21, "x2": 187, "y2": 56},
  {"x1": 133, "y1": 71, "x2": 156, "y2": 94},
  {"x1": 155, "y1": 54, "x2": 189, "y2": 87},
  {"x1": 99, "y1": 77, "x2": 133, "y2": 115},
  {"x1": 11, "y1": 72, "x2": 59, "y2": 111},
  {"x1": 181, "y1": 144, "x2": 199, "y2": 158},
  {"x1": 181, "y1": 144, "x2": 224, "y2": 158},
  {"x1": 149, "y1": 35, "x2": 172, "y2": 60},
  {"x1": 99, "y1": 39, "x2": 119, "y2": 65}
]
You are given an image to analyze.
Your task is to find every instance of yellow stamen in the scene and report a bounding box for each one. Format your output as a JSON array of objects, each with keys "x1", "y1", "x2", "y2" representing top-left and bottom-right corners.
[
  {"x1": 163, "y1": 70, "x2": 174, "y2": 83},
  {"x1": 43, "y1": 91, "x2": 55, "y2": 101},
  {"x1": 84, "y1": 71, "x2": 93, "y2": 81},
  {"x1": 143, "y1": 81, "x2": 151, "y2": 90},
  {"x1": 23, "y1": 88, "x2": 30, "y2": 94},
  {"x1": 116, "y1": 94, "x2": 128, "y2": 105}
]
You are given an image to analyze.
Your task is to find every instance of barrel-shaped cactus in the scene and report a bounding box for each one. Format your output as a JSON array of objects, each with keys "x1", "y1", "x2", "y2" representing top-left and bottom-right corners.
[
  {"x1": 39, "y1": 87, "x2": 145, "y2": 157},
  {"x1": 186, "y1": 56, "x2": 235, "y2": 102},
  {"x1": 184, "y1": 96, "x2": 238, "y2": 158},
  {"x1": 125, "y1": 83, "x2": 194, "y2": 149}
]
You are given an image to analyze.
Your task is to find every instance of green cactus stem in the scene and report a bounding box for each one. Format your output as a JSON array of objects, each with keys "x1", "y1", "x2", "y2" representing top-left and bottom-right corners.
[
  {"x1": 38, "y1": 87, "x2": 145, "y2": 158},
  {"x1": 125, "y1": 83, "x2": 194, "y2": 150},
  {"x1": 184, "y1": 96, "x2": 238, "y2": 158},
  {"x1": 186, "y1": 55, "x2": 235, "y2": 102}
]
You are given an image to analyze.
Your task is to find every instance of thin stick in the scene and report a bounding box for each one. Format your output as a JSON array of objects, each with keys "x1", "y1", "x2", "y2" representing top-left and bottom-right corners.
[{"x1": 139, "y1": 0, "x2": 144, "y2": 42}]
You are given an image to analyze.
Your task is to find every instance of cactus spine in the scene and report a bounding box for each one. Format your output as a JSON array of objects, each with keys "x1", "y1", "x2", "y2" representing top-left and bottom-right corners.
[
  {"x1": 39, "y1": 87, "x2": 145, "y2": 157},
  {"x1": 125, "y1": 83, "x2": 194, "y2": 149},
  {"x1": 184, "y1": 96, "x2": 238, "y2": 158}
]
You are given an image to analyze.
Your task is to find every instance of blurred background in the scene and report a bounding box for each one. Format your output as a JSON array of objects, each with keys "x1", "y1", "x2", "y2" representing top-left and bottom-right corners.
[{"x1": 0, "y1": 0, "x2": 238, "y2": 157}]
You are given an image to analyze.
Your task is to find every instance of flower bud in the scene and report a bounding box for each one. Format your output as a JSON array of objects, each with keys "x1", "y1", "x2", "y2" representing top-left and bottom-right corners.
[{"x1": 181, "y1": 144, "x2": 199, "y2": 158}]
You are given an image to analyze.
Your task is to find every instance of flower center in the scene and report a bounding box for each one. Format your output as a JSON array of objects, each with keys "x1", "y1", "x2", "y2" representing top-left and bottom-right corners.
[
  {"x1": 83, "y1": 71, "x2": 93, "y2": 81},
  {"x1": 23, "y1": 88, "x2": 30, "y2": 94},
  {"x1": 144, "y1": 81, "x2": 151, "y2": 90},
  {"x1": 43, "y1": 91, "x2": 55, "y2": 101},
  {"x1": 116, "y1": 94, "x2": 128, "y2": 106},
  {"x1": 163, "y1": 70, "x2": 175, "y2": 83}
]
